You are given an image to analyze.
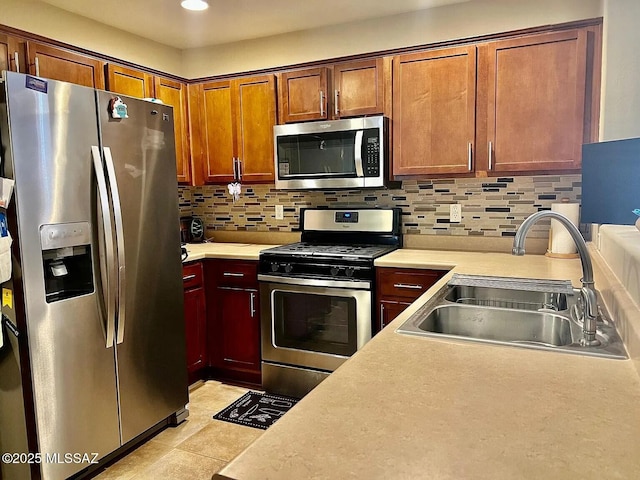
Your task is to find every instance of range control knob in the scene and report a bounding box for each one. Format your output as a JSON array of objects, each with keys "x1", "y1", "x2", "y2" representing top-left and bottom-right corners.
[
  {"x1": 330, "y1": 267, "x2": 340, "y2": 276},
  {"x1": 284, "y1": 263, "x2": 293, "y2": 273},
  {"x1": 345, "y1": 267, "x2": 355, "y2": 278},
  {"x1": 270, "y1": 262, "x2": 280, "y2": 272}
]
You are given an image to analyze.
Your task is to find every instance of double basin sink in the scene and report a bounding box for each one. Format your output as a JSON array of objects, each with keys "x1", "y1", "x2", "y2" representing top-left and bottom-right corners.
[{"x1": 396, "y1": 274, "x2": 627, "y2": 359}]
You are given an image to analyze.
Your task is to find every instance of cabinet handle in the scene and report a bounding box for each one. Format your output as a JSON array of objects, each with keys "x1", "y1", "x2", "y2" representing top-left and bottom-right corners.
[
  {"x1": 468, "y1": 142, "x2": 473, "y2": 171},
  {"x1": 223, "y1": 272, "x2": 245, "y2": 277},
  {"x1": 13, "y1": 52, "x2": 20, "y2": 73},
  {"x1": 319, "y1": 91, "x2": 325, "y2": 117},
  {"x1": 393, "y1": 283, "x2": 422, "y2": 290},
  {"x1": 232, "y1": 157, "x2": 237, "y2": 181},
  {"x1": 182, "y1": 274, "x2": 196, "y2": 281},
  {"x1": 249, "y1": 292, "x2": 256, "y2": 318},
  {"x1": 334, "y1": 89, "x2": 339, "y2": 116},
  {"x1": 34, "y1": 56, "x2": 40, "y2": 77},
  {"x1": 380, "y1": 303, "x2": 385, "y2": 331},
  {"x1": 237, "y1": 158, "x2": 242, "y2": 181},
  {"x1": 488, "y1": 141, "x2": 493, "y2": 170}
]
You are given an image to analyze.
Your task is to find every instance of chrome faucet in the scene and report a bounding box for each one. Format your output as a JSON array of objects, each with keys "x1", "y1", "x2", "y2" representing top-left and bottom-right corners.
[{"x1": 512, "y1": 211, "x2": 600, "y2": 346}]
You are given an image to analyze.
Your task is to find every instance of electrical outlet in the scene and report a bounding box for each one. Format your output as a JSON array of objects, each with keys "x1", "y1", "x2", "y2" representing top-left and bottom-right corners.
[
  {"x1": 450, "y1": 204, "x2": 462, "y2": 223},
  {"x1": 275, "y1": 205, "x2": 284, "y2": 220}
]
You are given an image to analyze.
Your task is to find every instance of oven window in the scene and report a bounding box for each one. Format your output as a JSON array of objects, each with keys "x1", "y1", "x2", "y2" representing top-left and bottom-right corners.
[
  {"x1": 272, "y1": 290, "x2": 357, "y2": 357},
  {"x1": 277, "y1": 132, "x2": 357, "y2": 178}
]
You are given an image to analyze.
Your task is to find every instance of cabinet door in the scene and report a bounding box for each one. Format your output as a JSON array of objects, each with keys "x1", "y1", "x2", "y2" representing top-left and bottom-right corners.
[
  {"x1": 0, "y1": 33, "x2": 25, "y2": 73},
  {"x1": 155, "y1": 77, "x2": 191, "y2": 184},
  {"x1": 484, "y1": 30, "x2": 587, "y2": 173},
  {"x1": 106, "y1": 64, "x2": 154, "y2": 98},
  {"x1": 278, "y1": 67, "x2": 328, "y2": 123},
  {"x1": 393, "y1": 46, "x2": 476, "y2": 176},
  {"x1": 197, "y1": 80, "x2": 236, "y2": 183},
  {"x1": 333, "y1": 58, "x2": 384, "y2": 118},
  {"x1": 26, "y1": 41, "x2": 105, "y2": 89},
  {"x1": 378, "y1": 300, "x2": 411, "y2": 331},
  {"x1": 184, "y1": 287, "x2": 206, "y2": 374},
  {"x1": 233, "y1": 75, "x2": 276, "y2": 183},
  {"x1": 217, "y1": 288, "x2": 260, "y2": 374}
]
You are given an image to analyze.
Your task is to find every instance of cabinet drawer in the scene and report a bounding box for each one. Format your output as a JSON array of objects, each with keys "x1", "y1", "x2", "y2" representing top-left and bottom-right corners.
[
  {"x1": 377, "y1": 268, "x2": 445, "y2": 300},
  {"x1": 214, "y1": 260, "x2": 258, "y2": 288},
  {"x1": 182, "y1": 262, "x2": 204, "y2": 289}
]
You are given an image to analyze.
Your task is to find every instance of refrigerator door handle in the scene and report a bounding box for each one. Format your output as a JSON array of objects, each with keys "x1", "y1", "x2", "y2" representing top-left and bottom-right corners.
[
  {"x1": 103, "y1": 146, "x2": 127, "y2": 344},
  {"x1": 91, "y1": 145, "x2": 116, "y2": 348}
]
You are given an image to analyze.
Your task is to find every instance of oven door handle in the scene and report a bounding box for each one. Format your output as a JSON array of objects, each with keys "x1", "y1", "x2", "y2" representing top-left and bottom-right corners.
[{"x1": 258, "y1": 274, "x2": 371, "y2": 290}]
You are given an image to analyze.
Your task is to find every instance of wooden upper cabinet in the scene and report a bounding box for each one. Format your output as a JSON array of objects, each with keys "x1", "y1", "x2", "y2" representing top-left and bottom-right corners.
[
  {"x1": 234, "y1": 75, "x2": 276, "y2": 183},
  {"x1": 333, "y1": 58, "x2": 385, "y2": 118},
  {"x1": 393, "y1": 46, "x2": 477, "y2": 176},
  {"x1": 278, "y1": 67, "x2": 328, "y2": 123},
  {"x1": 0, "y1": 33, "x2": 25, "y2": 74},
  {"x1": 191, "y1": 75, "x2": 276, "y2": 185},
  {"x1": 26, "y1": 41, "x2": 105, "y2": 89},
  {"x1": 483, "y1": 30, "x2": 588, "y2": 173},
  {"x1": 193, "y1": 80, "x2": 235, "y2": 184},
  {"x1": 154, "y1": 77, "x2": 191, "y2": 184},
  {"x1": 106, "y1": 64, "x2": 154, "y2": 98}
]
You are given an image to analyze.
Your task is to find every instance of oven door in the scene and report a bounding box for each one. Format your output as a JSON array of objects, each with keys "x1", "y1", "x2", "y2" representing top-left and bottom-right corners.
[{"x1": 259, "y1": 275, "x2": 372, "y2": 372}]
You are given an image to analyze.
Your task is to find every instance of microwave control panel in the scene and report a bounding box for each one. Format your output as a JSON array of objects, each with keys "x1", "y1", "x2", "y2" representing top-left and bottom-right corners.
[{"x1": 364, "y1": 130, "x2": 380, "y2": 177}]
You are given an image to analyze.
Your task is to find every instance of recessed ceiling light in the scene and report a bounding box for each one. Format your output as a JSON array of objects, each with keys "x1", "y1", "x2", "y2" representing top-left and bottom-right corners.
[{"x1": 181, "y1": 0, "x2": 209, "y2": 11}]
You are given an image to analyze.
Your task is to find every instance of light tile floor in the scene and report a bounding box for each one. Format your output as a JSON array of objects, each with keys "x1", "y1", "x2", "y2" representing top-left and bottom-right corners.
[{"x1": 93, "y1": 381, "x2": 263, "y2": 480}]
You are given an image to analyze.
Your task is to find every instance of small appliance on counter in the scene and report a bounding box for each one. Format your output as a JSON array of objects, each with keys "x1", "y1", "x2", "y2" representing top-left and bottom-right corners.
[{"x1": 180, "y1": 216, "x2": 205, "y2": 243}]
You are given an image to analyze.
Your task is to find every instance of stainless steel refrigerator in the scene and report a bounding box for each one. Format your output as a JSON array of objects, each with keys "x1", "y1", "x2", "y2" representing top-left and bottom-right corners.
[{"x1": 0, "y1": 71, "x2": 188, "y2": 480}]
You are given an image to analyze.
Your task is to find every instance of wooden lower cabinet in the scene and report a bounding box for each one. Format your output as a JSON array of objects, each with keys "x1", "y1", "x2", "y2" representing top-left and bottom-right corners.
[
  {"x1": 183, "y1": 262, "x2": 207, "y2": 384},
  {"x1": 375, "y1": 267, "x2": 446, "y2": 333},
  {"x1": 379, "y1": 300, "x2": 412, "y2": 331},
  {"x1": 205, "y1": 259, "x2": 261, "y2": 386}
]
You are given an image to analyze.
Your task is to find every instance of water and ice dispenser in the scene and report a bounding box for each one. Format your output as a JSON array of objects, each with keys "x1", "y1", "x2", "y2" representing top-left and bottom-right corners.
[{"x1": 40, "y1": 222, "x2": 94, "y2": 303}]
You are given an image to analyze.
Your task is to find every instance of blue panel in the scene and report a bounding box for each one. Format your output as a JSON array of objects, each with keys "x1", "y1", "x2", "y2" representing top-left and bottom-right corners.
[{"x1": 581, "y1": 137, "x2": 640, "y2": 225}]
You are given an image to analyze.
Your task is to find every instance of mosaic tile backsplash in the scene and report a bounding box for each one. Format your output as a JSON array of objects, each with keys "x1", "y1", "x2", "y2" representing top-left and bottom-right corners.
[{"x1": 179, "y1": 175, "x2": 581, "y2": 239}]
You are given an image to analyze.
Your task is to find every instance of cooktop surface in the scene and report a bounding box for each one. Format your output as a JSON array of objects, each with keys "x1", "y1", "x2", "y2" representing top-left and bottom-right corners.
[{"x1": 261, "y1": 242, "x2": 398, "y2": 260}]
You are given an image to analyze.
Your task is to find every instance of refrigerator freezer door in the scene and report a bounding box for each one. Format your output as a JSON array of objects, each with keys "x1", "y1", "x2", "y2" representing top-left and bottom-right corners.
[
  {"x1": 3, "y1": 72, "x2": 121, "y2": 479},
  {"x1": 96, "y1": 91, "x2": 188, "y2": 444}
]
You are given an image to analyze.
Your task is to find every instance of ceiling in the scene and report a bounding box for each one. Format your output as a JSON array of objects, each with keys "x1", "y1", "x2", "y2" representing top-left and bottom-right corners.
[{"x1": 40, "y1": 0, "x2": 470, "y2": 50}]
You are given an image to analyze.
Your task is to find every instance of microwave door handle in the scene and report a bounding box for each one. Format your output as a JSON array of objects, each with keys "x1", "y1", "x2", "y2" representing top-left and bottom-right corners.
[{"x1": 354, "y1": 130, "x2": 364, "y2": 177}]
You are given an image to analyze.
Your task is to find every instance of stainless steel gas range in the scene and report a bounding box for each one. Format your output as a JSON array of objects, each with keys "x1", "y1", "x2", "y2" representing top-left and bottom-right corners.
[{"x1": 258, "y1": 207, "x2": 402, "y2": 397}]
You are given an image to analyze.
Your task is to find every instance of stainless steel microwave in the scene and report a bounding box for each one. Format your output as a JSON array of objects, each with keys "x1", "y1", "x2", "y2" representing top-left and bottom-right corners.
[{"x1": 273, "y1": 116, "x2": 388, "y2": 190}]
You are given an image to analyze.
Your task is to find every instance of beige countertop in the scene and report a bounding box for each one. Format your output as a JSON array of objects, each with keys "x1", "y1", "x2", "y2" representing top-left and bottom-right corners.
[
  {"x1": 182, "y1": 242, "x2": 276, "y2": 262},
  {"x1": 217, "y1": 246, "x2": 640, "y2": 480}
]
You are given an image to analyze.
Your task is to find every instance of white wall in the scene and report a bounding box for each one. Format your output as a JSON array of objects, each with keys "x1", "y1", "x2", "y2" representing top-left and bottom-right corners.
[
  {"x1": 599, "y1": 0, "x2": 640, "y2": 141},
  {"x1": 0, "y1": 0, "x2": 183, "y2": 75},
  {"x1": 183, "y1": 0, "x2": 602, "y2": 78},
  {"x1": 0, "y1": 0, "x2": 606, "y2": 81}
]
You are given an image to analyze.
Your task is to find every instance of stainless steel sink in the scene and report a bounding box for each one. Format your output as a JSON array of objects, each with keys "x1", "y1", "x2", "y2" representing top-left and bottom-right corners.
[
  {"x1": 418, "y1": 304, "x2": 573, "y2": 347},
  {"x1": 444, "y1": 285, "x2": 568, "y2": 312},
  {"x1": 396, "y1": 275, "x2": 628, "y2": 359}
]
